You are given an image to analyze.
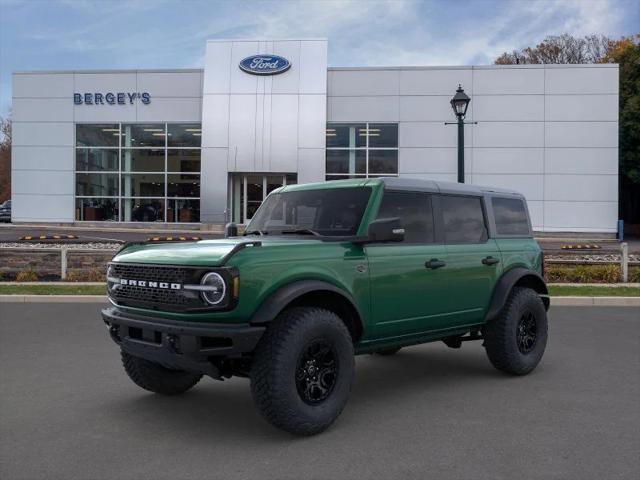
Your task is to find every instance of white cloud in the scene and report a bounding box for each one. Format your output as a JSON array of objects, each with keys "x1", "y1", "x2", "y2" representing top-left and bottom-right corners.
[{"x1": 191, "y1": 0, "x2": 630, "y2": 67}]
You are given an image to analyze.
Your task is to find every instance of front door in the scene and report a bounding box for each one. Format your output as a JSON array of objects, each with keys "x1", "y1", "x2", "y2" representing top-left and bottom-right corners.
[{"x1": 366, "y1": 191, "x2": 452, "y2": 339}]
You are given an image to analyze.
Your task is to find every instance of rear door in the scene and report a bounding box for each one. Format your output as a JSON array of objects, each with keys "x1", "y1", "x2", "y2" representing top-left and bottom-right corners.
[
  {"x1": 366, "y1": 191, "x2": 452, "y2": 338},
  {"x1": 440, "y1": 194, "x2": 502, "y2": 326}
]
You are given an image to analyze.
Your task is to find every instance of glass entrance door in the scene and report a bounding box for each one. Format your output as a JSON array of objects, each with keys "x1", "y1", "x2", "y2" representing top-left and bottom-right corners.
[{"x1": 230, "y1": 174, "x2": 296, "y2": 223}]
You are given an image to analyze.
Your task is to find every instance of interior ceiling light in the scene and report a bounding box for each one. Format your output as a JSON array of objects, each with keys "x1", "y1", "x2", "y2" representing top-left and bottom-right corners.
[{"x1": 143, "y1": 128, "x2": 164, "y2": 132}]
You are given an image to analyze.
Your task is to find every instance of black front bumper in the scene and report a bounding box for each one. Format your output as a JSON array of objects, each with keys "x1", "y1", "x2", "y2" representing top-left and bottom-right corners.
[{"x1": 102, "y1": 307, "x2": 265, "y2": 377}]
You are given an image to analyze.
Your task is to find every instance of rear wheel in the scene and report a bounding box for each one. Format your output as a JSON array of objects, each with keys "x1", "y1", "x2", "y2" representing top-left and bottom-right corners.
[
  {"x1": 250, "y1": 307, "x2": 354, "y2": 436},
  {"x1": 483, "y1": 287, "x2": 548, "y2": 375},
  {"x1": 121, "y1": 351, "x2": 202, "y2": 395}
]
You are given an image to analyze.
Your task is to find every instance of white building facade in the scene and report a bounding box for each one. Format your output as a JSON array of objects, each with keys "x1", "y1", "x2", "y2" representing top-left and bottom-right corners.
[{"x1": 11, "y1": 39, "x2": 619, "y2": 232}]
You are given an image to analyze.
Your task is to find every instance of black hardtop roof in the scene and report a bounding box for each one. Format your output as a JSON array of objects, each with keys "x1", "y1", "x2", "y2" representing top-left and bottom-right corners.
[{"x1": 377, "y1": 177, "x2": 524, "y2": 197}]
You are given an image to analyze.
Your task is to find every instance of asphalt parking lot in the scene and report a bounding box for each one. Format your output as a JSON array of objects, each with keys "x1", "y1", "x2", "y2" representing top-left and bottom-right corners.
[{"x1": 1, "y1": 303, "x2": 638, "y2": 480}]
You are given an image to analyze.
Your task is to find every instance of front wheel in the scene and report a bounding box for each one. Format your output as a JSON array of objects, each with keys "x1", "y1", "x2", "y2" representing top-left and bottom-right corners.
[
  {"x1": 250, "y1": 307, "x2": 355, "y2": 436},
  {"x1": 483, "y1": 287, "x2": 548, "y2": 375}
]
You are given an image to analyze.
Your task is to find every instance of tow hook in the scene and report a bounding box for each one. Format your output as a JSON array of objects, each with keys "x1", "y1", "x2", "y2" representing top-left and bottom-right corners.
[
  {"x1": 106, "y1": 323, "x2": 121, "y2": 343},
  {"x1": 166, "y1": 334, "x2": 181, "y2": 354}
]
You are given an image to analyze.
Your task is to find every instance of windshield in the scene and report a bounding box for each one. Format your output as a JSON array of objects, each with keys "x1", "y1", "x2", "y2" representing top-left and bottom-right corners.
[{"x1": 246, "y1": 187, "x2": 372, "y2": 237}]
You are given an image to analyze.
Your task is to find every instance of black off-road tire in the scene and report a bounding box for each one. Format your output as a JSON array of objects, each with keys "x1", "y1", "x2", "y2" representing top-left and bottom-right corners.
[
  {"x1": 375, "y1": 347, "x2": 402, "y2": 356},
  {"x1": 121, "y1": 351, "x2": 202, "y2": 395},
  {"x1": 483, "y1": 287, "x2": 548, "y2": 375},
  {"x1": 250, "y1": 307, "x2": 355, "y2": 436}
]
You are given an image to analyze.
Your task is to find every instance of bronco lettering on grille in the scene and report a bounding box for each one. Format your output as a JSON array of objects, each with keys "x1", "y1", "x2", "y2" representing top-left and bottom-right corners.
[{"x1": 119, "y1": 279, "x2": 181, "y2": 290}]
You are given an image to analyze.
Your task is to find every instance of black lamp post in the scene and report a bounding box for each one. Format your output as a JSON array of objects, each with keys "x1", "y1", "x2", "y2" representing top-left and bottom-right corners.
[{"x1": 447, "y1": 84, "x2": 472, "y2": 183}]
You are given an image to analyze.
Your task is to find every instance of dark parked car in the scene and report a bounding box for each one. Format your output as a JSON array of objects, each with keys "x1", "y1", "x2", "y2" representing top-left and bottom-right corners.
[{"x1": 0, "y1": 200, "x2": 10, "y2": 222}]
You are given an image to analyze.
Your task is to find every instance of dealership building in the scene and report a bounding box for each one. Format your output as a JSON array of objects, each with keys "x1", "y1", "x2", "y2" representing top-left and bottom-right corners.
[{"x1": 11, "y1": 39, "x2": 619, "y2": 232}]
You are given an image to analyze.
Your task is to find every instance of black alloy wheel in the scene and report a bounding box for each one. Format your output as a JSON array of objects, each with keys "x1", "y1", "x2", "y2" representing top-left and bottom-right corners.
[
  {"x1": 517, "y1": 311, "x2": 537, "y2": 354},
  {"x1": 295, "y1": 340, "x2": 338, "y2": 404}
]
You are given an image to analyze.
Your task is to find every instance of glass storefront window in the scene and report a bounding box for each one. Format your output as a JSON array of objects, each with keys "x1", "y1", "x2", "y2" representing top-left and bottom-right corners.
[
  {"x1": 121, "y1": 149, "x2": 165, "y2": 172},
  {"x1": 75, "y1": 198, "x2": 118, "y2": 221},
  {"x1": 76, "y1": 173, "x2": 118, "y2": 197},
  {"x1": 368, "y1": 123, "x2": 398, "y2": 148},
  {"x1": 168, "y1": 124, "x2": 202, "y2": 147},
  {"x1": 122, "y1": 198, "x2": 166, "y2": 222},
  {"x1": 326, "y1": 123, "x2": 366, "y2": 148},
  {"x1": 326, "y1": 122, "x2": 398, "y2": 180},
  {"x1": 75, "y1": 148, "x2": 118, "y2": 171},
  {"x1": 326, "y1": 150, "x2": 366, "y2": 175},
  {"x1": 167, "y1": 199, "x2": 200, "y2": 223},
  {"x1": 167, "y1": 174, "x2": 200, "y2": 197},
  {"x1": 75, "y1": 123, "x2": 202, "y2": 222},
  {"x1": 167, "y1": 149, "x2": 200, "y2": 173},
  {"x1": 121, "y1": 124, "x2": 166, "y2": 147},
  {"x1": 369, "y1": 150, "x2": 399, "y2": 174},
  {"x1": 76, "y1": 124, "x2": 120, "y2": 147},
  {"x1": 121, "y1": 174, "x2": 165, "y2": 197}
]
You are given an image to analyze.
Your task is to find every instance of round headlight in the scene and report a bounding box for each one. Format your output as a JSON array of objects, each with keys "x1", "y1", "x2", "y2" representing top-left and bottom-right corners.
[
  {"x1": 200, "y1": 272, "x2": 226, "y2": 305},
  {"x1": 106, "y1": 265, "x2": 116, "y2": 293}
]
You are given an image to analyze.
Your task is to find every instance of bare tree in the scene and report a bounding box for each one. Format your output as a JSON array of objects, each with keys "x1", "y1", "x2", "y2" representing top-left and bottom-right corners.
[
  {"x1": 495, "y1": 34, "x2": 610, "y2": 64},
  {"x1": 0, "y1": 116, "x2": 11, "y2": 202}
]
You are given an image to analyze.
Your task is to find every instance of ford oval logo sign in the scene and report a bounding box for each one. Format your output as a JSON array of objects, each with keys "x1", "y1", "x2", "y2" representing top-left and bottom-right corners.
[{"x1": 239, "y1": 55, "x2": 291, "y2": 75}]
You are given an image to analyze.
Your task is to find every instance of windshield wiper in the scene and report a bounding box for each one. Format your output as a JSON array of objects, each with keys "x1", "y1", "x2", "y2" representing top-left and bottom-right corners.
[{"x1": 279, "y1": 227, "x2": 322, "y2": 237}]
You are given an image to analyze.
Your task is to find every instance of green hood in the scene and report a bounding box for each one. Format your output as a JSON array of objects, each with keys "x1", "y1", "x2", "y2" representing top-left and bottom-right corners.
[{"x1": 112, "y1": 237, "x2": 323, "y2": 267}]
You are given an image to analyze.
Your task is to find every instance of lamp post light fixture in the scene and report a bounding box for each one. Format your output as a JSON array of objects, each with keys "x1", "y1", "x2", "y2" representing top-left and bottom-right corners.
[{"x1": 445, "y1": 84, "x2": 476, "y2": 183}]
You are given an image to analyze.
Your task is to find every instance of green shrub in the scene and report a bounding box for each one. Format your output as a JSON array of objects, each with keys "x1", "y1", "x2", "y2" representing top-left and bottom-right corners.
[
  {"x1": 66, "y1": 268, "x2": 105, "y2": 282},
  {"x1": 545, "y1": 264, "x2": 620, "y2": 283},
  {"x1": 629, "y1": 266, "x2": 640, "y2": 283},
  {"x1": 15, "y1": 268, "x2": 39, "y2": 282}
]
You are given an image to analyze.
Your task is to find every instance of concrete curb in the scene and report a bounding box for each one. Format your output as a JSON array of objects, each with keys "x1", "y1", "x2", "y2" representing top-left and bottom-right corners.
[
  {"x1": 1, "y1": 295, "x2": 639, "y2": 306},
  {"x1": 550, "y1": 296, "x2": 640, "y2": 307},
  {"x1": 548, "y1": 283, "x2": 640, "y2": 288}
]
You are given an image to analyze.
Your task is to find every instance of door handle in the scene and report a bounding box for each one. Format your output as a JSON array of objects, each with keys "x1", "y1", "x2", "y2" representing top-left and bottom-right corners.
[
  {"x1": 425, "y1": 259, "x2": 446, "y2": 269},
  {"x1": 482, "y1": 256, "x2": 500, "y2": 266}
]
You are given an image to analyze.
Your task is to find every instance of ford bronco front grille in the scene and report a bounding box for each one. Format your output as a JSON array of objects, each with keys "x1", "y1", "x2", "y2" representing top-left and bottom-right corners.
[
  {"x1": 108, "y1": 263, "x2": 210, "y2": 312},
  {"x1": 111, "y1": 264, "x2": 191, "y2": 285}
]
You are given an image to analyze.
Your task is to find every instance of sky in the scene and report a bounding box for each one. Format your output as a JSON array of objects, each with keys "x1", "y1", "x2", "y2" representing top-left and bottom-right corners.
[{"x1": 0, "y1": 0, "x2": 638, "y2": 116}]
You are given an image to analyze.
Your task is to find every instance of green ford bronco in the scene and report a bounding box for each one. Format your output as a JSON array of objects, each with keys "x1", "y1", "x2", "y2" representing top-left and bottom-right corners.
[{"x1": 102, "y1": 177, "x2": 549, "y2": 435}]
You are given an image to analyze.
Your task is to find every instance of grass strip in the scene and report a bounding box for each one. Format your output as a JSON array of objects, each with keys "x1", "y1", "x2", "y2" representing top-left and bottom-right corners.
[
  {"x1": 547, "y1": 285, "x2": 640, "y2": 297},
  {"x1": 0, "y1": 284, "x2": 106, "y2": 295}
]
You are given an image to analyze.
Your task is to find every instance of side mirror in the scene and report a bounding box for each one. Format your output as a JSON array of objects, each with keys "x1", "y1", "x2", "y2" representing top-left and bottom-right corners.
[
  {"x1": 365, "y1": 217, "x2": 405, "y2": 243},
  {"x1": 224, "y1": 222, "x2": 238, "y2": 238}
]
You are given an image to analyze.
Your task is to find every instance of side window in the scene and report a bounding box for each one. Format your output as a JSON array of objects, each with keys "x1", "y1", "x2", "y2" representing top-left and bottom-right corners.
[
  {"x1": 441, "y1": 195, "x2": 488, "y2": 244},
  {"x1": 376, "y1": 191, "x2": 434, "y2": 243},
  {"x1": 492, "y1": 197, "x2": 531, "y2": 236}
]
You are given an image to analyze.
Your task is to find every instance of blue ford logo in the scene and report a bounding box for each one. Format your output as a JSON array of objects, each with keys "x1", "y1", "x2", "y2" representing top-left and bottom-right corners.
[{"x1": 239, "y1": 55, "x2": 291, "y2": 75}]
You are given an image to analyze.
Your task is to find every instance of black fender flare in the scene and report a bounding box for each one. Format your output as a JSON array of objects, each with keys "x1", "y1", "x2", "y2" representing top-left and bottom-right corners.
[
  {"x1": 485, "y1": 268, "x2": 549, "y2": 322},
  {"x1": 249, "y1": 280, "x2": 363, "y2": 333}
]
